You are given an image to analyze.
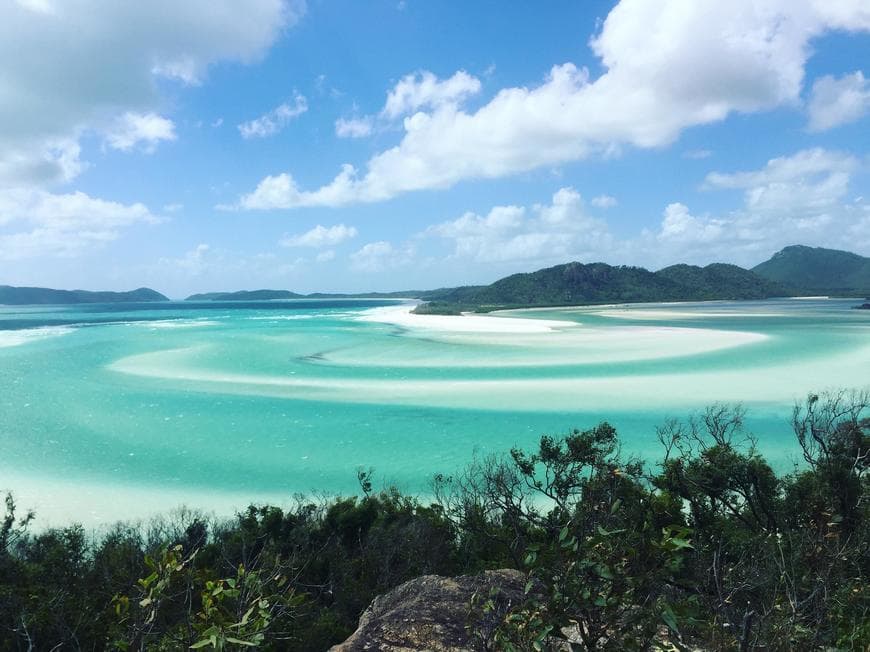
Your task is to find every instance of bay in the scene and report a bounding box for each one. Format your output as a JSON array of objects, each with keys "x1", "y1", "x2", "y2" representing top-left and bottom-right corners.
[{"x1": 0, "y1": 297, "x2": 867, "y2": 525}]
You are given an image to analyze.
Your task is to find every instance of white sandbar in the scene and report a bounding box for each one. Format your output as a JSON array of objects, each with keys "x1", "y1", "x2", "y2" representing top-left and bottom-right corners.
[
  {"x1": 0, "y1": 326, "x2": 73, "y2": 348},
  {"x1": 358, "y1": 304, "x2": 577, "y2": 333}
]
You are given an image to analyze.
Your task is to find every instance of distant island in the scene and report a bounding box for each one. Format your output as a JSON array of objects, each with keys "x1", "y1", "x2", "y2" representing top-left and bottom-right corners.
[
  {"x1": 752, "y1": 244, "x2": 870, "y2": 296},
  {"x1": 417, "y1": 245, "x2": 870, "y2": 313},
  {"x1": 415, "y1": 261, "x2": 788, "y2": 314},
  {"x1": 0, "y1": 286, "x2": 168, "y2": 305},
  {"x1": 3, "y1": 245, "x2": 868, "y2": 309},
  {"x1": 181, "y1": 245, "x2": 870, "y2": 315}
]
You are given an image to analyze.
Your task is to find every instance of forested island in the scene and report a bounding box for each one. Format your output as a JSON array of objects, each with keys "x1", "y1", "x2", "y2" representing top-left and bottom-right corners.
[
  {"x1": 0, "y1": 286, "x2": 168, "y2": 305},
  {"x1": 179, "y1": 245, "x2": 870, "y2": 315},
  {"x1": 3, "y1": 246, "x2": 868, "y2": 311},
  {"x1": 415, "y1": 245, "x2": 870, "y2": 314},
  {"x1": 1, "y1": 390, "x2": 867, "y2": 650}
]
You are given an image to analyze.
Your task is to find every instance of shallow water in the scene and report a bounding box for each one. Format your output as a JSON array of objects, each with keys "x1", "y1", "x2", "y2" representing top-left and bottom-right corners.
[{"x1": 0, "y1": 298, "x2": 867, "y2": 525}]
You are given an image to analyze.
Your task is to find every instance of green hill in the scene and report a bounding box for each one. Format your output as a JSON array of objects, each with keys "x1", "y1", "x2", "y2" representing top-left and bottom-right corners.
[
  {"x1": 186, "y1": 289, "x2": 305, "y2": 301},
  {"x1": 752, "y1": 245, "x2": 870, "y2": 295},
  {"x1": 656, "y1": 263, "x2": 785, "y2": 300},
  {"x1": 420, "y1": 261, "x2": 787, "y2": 311},
  {"x1": 0, "y1": 286, "x2": 169, "y2": 305}
]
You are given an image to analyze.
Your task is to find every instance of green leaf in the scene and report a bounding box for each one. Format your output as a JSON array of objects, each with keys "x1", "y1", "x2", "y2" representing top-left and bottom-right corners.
[
  {"x1": 189, "y1": 640, "x2": 213, "y2": 649},
  {"x1": 661, "y1": 605, "x2": 680, "y2": 633},
  {"x1": 225, "y1": 638, "x2": 257, "y2": 646},
  {"x1": 238, "y1": 604, "x2": 255, "y2": 627}
]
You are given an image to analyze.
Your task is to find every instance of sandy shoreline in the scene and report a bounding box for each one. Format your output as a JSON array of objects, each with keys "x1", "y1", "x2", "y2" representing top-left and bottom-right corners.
[
  {"x1": 0, "y1": 470, "x2": 288, "y2": 530},
  {"x1": 357, "y1": 303, "x2": 577, "y2": 333}
]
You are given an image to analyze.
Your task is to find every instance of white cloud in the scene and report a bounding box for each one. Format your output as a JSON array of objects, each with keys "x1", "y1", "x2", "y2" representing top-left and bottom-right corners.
[
  {"x1": 170, "y1": 243, "x2": 212, "y2": 275},
  {"x1": 162, "y1": 203, "x2": 184, "y2": 213},
  {"x1": 316, "y1": 249, "x2": 336, "y2": 263},
  {"x1": 655, "y1": 203, "x2": 726, "y2": 245},
  {"x1": 415, "y1": 147, "x2": 869, "y2": 274},
  {"x1": 0, "y1": 0, "x2": 300, "y2": 262},
  {"x1": 0, "y1": 139, "x2": 86, "y2": 187},
  {"x1": 381, "y1": 70, "x2": 481, "y2": 119},
  {"x1": 280, "y1": 224, "x2": 358, "y2": 248},
  {"x1": 231, "y1": 164, "x2": 367, "y2": 210},
  {"x1": 807, "y1": 71, "x2": 870, "y2": 131},
  {"x1": 104, "y1": 112, "x2": 176, "y2": 153},
  {"x1": 233, "y1": 0, "x2": 870, "y2": 210},
  {"x1": 0, "y1": 0, "x2": 300, "y2": 186},
  {"x1": 0, "y1": 188, "x2": 161, "y2": 259},
  {"x1": 425, "y1": 187, "x2": 613, "y2": 265},
  {"x1": 238, "y1": 93, "x2": 308, "y2": 139},
  {"x1": 335, "y1": 116, "x2": 374, "y2": 138},
  {"x1": 641, "y1": 147, "x2": 866, "y2": 265},
  {"x1": 350, "y1": 241, "x2": 414, "y2": 272},
  {"x1": 703, "y1": 147, "x2": 856, "y2": 217},
  {"x1": 683, "y1": 149, "x2": 713, "y2": 160},
  {"x1": 153, "y1": 245, "x2": 306, "y2": 287},
  {"x1": 591, "y1": 194, "x2": 618, "y2": 208}
]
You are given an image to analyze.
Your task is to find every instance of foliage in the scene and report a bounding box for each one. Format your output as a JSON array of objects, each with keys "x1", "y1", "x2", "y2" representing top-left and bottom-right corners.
[
  {"x1": 0, "y1": 389, "x2": 867, "y2": 650},
  {"x1": 752, "y1": 244, "x2": 870, "y2": 295},
  {"x1": 420, "y1": 259, "x2": 788, "y2": 312},
  {"x1": 0, "y1": 285, "x2": 168, "y2": 304}
]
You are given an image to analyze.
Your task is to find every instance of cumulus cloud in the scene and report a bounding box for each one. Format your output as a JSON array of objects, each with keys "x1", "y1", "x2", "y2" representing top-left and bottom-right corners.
[
  {"x1": 408, "y1": 148, "x2": 869, "y2": 274},
  {"x1": 0, "y1": 188, "x2": 161, "y2": 259},
  {"x1": 316, "y1": 249, "x2": 336, "y2": 263},
  {"x1": 807, "y1": 71, "x2": 870, "y2": 131},
  {"x1": 335, "y1": 116, "x2": 374, "y2": 138},
  {"x1": 424, "y1": 187, "x2": 613, "y2": 265},
  {"x1": 104, "y1": 112, "x2": 176, "y2": 153},
  {"x1": 642, "y1": 147, "x2": 867, "y2": 264},
  {"x1": 0, "y1": 0, "x2": 300, "y2": 186},
  {"x1": 232, "y1": 0, "x2": 870, "y2": 210},
  {"x1": 0, "y1": 139, "x2": 86, "y2": 187},
  {"x1": 381, "y1": 70, "x2": 481, "y2": 119},
  {"x1": 280, "y1": 224, "x2": 358, "y2": 248},
  {"x1": 152, "y1": 245, "x2": 305, "y2": 289},
  {"x1": 0, "y1": 1, "x2": 300, "y2": 258},
  {"x1": 350, "y1": 241, "x2": 415, "y2": 272},
  {"x1": 591, "y1": 194, "x2": 618, "y2": 208},
  {"x1": 238, "y1": 93, "x2": 308, "y2": 139}
]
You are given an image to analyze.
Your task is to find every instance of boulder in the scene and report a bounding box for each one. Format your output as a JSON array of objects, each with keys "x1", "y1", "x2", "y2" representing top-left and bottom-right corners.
[{"x1": 329, "y1": 569, "x2": 527, "y2": 651}]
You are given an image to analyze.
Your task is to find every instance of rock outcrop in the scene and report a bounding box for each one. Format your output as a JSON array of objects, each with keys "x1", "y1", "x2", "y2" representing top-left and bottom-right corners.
[{"x1": 329, "y1": 569, "x2": 527, "y2": 651}]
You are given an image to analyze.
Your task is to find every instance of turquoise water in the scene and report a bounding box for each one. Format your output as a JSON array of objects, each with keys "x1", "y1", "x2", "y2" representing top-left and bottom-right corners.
[{"x1": 0, "y1": 298, "x2": 867, "y2": 524}]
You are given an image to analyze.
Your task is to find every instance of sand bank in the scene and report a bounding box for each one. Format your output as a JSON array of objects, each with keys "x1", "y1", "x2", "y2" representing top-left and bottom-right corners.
[{"x1": 357, "y1": 304, "x2": 576, "y2": 333}]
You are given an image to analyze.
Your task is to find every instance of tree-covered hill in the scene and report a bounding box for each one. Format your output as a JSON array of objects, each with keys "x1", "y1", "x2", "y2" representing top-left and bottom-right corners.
[
  {"x1": 656, "y1": 262, "x2": 786, "y2": 300},
  {"x1": 0, "y1": 286, "x2": 169, "y2": 305},
  {"x1": 185, "y1": 289, "x2": 305, "y2": 301},
  {"x1": 753, "y1": 245, "x2": 870, "y2": 295},
  {"x1": 421, "y1": 260, "x2": 788, "y2": 311}
]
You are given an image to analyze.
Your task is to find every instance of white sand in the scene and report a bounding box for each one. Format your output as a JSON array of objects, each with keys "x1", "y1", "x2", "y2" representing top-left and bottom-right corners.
[
  {"x1": 130, "y1": 319, "x2": 221, "y2": 329},
  {"x1": 0, "y1": 470, "x2": 285, "y2": 529},
  {"x1": 592, "y1": 308, "x2": 792, "y2": 320},
  {"x1": 358, "y1": 304, "x2": 577, "y2": 333},
  {"x1": 0, "y1": 326, "x2": 73, "y2": 348},
  {"x1": 109, "y1": 345, "x2": 870, "y2": 413}
]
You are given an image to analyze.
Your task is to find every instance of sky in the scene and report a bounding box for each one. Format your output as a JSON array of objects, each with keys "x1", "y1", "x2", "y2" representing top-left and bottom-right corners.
[{"x1": 1, "y1": 0, "x2": 869, "y2": 297}]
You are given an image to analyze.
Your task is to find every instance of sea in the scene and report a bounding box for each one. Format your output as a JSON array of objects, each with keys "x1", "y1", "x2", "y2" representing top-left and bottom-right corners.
[{"x1": 0, "y1": 297, "x2": 867, "y2": 526}]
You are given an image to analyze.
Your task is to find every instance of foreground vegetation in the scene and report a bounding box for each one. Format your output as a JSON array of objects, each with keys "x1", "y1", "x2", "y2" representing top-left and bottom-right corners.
[{"x1": 1, "y1": 390, "x2": 867, "y2": 650}]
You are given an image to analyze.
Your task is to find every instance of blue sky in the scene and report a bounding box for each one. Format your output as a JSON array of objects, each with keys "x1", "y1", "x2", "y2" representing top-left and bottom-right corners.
[{"x1": 1, "y1": 0, "x2": 869, "y2": 297}]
